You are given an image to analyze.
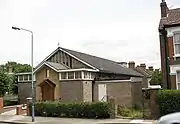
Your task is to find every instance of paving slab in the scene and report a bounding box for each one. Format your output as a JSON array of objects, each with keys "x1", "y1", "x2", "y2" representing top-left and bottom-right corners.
[{"x1": 0, "y1": 115, "x2": 156, "y2": 124}]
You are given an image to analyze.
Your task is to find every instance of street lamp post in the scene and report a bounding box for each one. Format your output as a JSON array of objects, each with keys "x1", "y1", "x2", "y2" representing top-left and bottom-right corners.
[{"x1": 12, "y1": 26, "x2": 35, "y2": 122}]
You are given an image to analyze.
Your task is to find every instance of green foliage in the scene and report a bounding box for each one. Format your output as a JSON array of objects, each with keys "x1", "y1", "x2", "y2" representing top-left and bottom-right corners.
[
  {"x1": 117, "y1": 106, "x2": 143, "y2": 118},
  {"x1": 0, "y1": 71, "x2": 10, "y2": 96},
  {"x1": 150, "y1": 69, "x2": 162, "y2": 85},
  {"x1": 0, "y1": 61, "x2": 31, "y2": 95},
  {"x1": 4, "y1": 100, "x2": 18, "y2": 106},
  {"x1": 30, "y1": 101, "x2": 111, "y2": 119},
  {"x1": 156, "y1": 90, "x2": 180, "y2": 116}
]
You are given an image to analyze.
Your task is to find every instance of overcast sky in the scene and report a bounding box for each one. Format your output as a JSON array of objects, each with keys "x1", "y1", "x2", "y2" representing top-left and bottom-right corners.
[{"x1": 1, "y1": 0, "x2": 180, "y2": 69}]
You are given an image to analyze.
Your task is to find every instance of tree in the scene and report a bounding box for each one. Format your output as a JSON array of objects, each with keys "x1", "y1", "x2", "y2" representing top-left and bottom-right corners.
[
  {"x1": 0, "y1": 71, "x2": 10, "y2": 96},
  {"x1": 0, "y1": 61, "x2": 31, "y2": 95},
  {"x1": 150, "y1": 69, "x2": 162, "y2": 86}
]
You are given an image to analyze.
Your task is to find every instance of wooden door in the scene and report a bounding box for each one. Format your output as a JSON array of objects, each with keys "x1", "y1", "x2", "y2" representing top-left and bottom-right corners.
[{"x1": 41, "y1": 81, "x2": 55, "y2": 101}]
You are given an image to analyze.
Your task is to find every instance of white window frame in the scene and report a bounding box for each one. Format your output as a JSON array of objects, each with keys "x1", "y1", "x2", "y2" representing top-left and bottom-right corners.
[
  {"x1": 59, "y1": 71, "x2": 93, "y2": 80},
  {"x1": 176, "y1": 70, "x2": 180, "y2": 90},
  {"x1": 173, "y1": 31, "x2": 180, "y2": 58}
]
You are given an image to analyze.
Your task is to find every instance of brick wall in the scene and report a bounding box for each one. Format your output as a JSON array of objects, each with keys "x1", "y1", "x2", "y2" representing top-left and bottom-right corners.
[
  {"x1": 60, "y1": 80, "x2": 83, "y2": 103},
  {"x1": 131, "y1": 82, "x2": 143, "y2": 108},
  {"x1": 159, "y1": 33, "x2": 168, "y2": 89},
  {"x1": 107, "y1": 82, "x2": 133, "y2": 107},
  {"x1": 94, "y1": 81, "x2": 133, "y2": 107},
  {"x1": 18, "y1": 82, "x2": 32, "y2": 104},
  {"x1": 36, "y1": 65, "x2": 59, "y2": 101},
  {"x1": 170, "y1": 75, "x2": 176, "y2": 89},
  {"x1": 167, "y1": 37, "x2": 174, "y2": 64},
  {"x1": 82, "y1": 81, "x2": 92, "y2": 102}
]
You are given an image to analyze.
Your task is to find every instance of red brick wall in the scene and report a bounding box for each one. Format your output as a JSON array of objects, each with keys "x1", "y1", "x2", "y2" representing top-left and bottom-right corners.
[
  {"x1": 167, "y1": 37, "x2": 174, "y2": 64},
  {"x1": 160, "y1": 34, "x2": 167, "y2": 88},
  {"x1": 170, "y1": 75, "x2": 176, "y2": 89}
]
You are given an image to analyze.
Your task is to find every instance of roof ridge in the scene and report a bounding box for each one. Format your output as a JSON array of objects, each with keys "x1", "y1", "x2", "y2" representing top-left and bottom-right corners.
[{"x1": 60, "y1": 47, "x2": 121, "y2": 66}]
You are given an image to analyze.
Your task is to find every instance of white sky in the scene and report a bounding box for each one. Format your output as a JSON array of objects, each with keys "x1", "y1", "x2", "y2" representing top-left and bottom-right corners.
[{"x1": 1, "y1": 0, "x2": 180, "y2": 69}]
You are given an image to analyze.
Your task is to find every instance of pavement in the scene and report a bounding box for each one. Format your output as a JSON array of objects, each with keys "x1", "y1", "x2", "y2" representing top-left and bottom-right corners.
[{"x1": 0, "y1": 108, "x2": 156, "y2": 124}]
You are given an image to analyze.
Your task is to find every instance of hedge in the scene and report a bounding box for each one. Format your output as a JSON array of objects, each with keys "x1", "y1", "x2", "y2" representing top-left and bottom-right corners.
[
  {"x1": 156, "y1": 90, "x2": 180, "y2": 116},
  {"x1": 4, "y1": 100, "x2": 18, "y2": 106},
  {"x1": 29, "y1": 101, "x2": 111, "y2": 119}
]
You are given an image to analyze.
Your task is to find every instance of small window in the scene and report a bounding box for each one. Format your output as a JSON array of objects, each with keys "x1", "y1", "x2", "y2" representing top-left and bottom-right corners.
[
  {"x1": 29, "y1": 74, "x2": 32, "y2": 80},
  {"x1": 68, "y1": 72, "x2": 74, "y2": 79},
  {"x1": 61, "y1": 72, "x2": 67, "y2": 79},
  {"x1": 75, "y1": 71, "x2": 81, "y2": 79},
  {"x1": 46, "y1": 69, "x2": 50, "y2": 78},
  {"x1": 84, "y1": 71, "x2": 90, "y2": 79},
  {"x1": 19, "y1": 75, "x2": 23, "y2": 81},
  {"x1": 24, "y1": 75, "x2": 28, "y2": 80}
]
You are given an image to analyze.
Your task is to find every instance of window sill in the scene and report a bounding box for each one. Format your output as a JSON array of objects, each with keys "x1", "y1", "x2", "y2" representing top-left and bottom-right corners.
[{"x1": 173, "y1": 54, "x2": 180, "y2": 58}]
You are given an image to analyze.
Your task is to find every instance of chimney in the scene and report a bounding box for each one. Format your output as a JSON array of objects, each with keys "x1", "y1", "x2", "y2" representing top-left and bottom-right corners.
[
  {"x1": 160, "y1": 0, "x2": 168, "y2": 18},
  {"x1": 140, "y1": 63, "x2": 146, "y2": 69},
  {"x1": 148, "y1": 66, "x2": 154, "y2": 71},
  {"x1": 117, "y1": 62, "x2": 127, "y2": 68},
  {"x1": 128, "y1": 61, "x2": 135, "y2": 68},
  {"x1": 8, "y1": 65, "x2": 13, "y2": 73}
]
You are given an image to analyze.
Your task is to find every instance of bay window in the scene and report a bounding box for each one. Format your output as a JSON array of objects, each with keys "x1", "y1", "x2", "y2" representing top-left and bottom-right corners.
[
  {"x1": 174, "y1": 32, "x2": 180, "y2": 56},
  {"x1": 177, "y1": 71, "x2": 180, "y2": 90}
]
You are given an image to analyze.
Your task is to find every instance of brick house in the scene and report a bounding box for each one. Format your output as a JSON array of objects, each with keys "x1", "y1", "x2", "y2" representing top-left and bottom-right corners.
[
  {"x1": 159, "y1": 0, "x2": 180, "y2": 89},
  {"x1": 17, "y1": 47, "x2": 144, "y2": 107}
]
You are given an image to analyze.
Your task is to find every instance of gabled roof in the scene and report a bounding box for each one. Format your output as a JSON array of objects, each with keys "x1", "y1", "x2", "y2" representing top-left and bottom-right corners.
[
  {"x1": 159, "y1": 8, "x2": 180, "y2": 29},
  {"x1": 134, "y1": 66, "x2": 153, "y2": 78},
  {"x1": 60, "y1": 47, "x2": 142, "y2": 77},
  {"x1": 45, "y1": 61, "x2": 69, "y2": 70},
  {"x1": 34, "y1": 47, "x2": 142, "y2": 77},
  {"x1": 34, "y1": 61, "x2": 69, "y2": 73}
]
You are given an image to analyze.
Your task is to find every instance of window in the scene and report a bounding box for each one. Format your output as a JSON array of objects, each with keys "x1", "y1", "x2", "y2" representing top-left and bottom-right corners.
[
  {"x1": 46, "y1": 69, "x2": 50, "y2": 78},
  {"x1": 24, "y1": 75, "x2": 28, "y2": 80},
  {"x1": 29, "y1": 74, "x2": 32, "y2": 80},
  {"x1": 61, "y1": 72, "x2": 67, "y2": 79},
  {"x1": 174, "y1": 33, "x2": 180, "y2": 55},
  {"x1": 68, "y1": 72, "x2": 74, "y2": 79},
  {"x1": 177, "y1": 71, "x2": 180, "y2": 90},
  {"x1": 19, "y1": 75, "x2": 23, "y2": 81},
  {"x1": 84, "y1": 71, "x2": 91, "y2": 79},
  {"x1": 75, "y1": 71, "x2": 81, "y2": 79}
]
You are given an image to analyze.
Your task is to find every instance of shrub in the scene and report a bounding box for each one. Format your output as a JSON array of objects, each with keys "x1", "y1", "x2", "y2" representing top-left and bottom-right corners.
[
  {"x1": 156, "y1": 90, "x2": 180, "y2": 116},
  {"x1": 29, "y1": 101, "x2": 111, "y2": 119},
  {"x1": 4, "y1": 100, "x2": 18, "y2": 106},
  {"x1": 117, "y1": 106, "x2": 143, "y2": 118}
]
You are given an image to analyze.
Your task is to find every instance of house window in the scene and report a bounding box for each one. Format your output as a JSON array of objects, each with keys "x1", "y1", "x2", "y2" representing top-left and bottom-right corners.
[
  {"x1": 24, "y1": 75, "x2": 28, "y2": 80},
  {"x1": 84, "y1": 71, "x2": 91, "y2": 79},
  {"x1": 75, "y1": 71, "x2": 81, "y2": 79},
  {"x1": 174, "y1": 33, "x2": 180, "y2": 55},
  {"x1": 68, "y1": 72, "x2": 74, "y2": 79},
  {"x1": 29, "y1": 74, "x2": 32, "y2": 80},
  {"x1": 19, "y1": 75, "x2": 23, "y2": 81},
  {"x1": 177, "y1": 71, "x2": 180, "y2": 90},
  {"x1": 46, "y1": 69, "x2": 50, "y2": 78},
  {"x1": 61, "y1": 72, "x2": 67, "y2": 79}
]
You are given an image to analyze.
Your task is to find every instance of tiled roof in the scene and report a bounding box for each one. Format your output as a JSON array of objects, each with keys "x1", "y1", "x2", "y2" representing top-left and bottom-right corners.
[
  {"x1": 45, "y1": 61, "x2": 69, "y2": 70},
  {"x1": 134, "y1": 66, "x2": 153, "y2": 78},
  {"x1": 61, "y1": 47, "x2": 143, "y2": 77},
  {"x1": 159, "y1": 8, "x2": 180, "y2": 29}
]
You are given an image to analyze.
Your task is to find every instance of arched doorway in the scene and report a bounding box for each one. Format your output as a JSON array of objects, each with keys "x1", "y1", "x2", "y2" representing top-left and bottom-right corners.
[{"x1": 39, "y1": 79, "x2": 55, "y2": 101}]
